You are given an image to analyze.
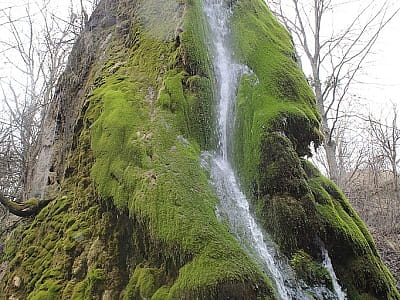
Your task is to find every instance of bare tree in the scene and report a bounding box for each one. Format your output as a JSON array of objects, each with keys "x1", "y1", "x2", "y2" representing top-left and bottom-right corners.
[
  {"x1": 0, "y1": 0, "x2": 88, "y2": 203},
  {"x1": 343, "y1": 105, "x2": 400, "y2": 234},
  {"x1": 368, "y1": 106, "x2": 400, "y2": 229},
  {"x1": 371, "y1": 108, "x2": 400, "y2": 193},
  {"x1": 0, "y1": 119, "x2": 20, "y2": 197},
  {"x1": 267, "y1": 0, "x2": 400, "y2": 185}
]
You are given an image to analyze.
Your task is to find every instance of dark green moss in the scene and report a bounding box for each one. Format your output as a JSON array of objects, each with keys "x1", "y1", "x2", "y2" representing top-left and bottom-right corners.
[
  {"x1": 251, "y1": 133, "x2": 321, "y2": 255},
  {"x1": 1, "y1": 0, "x2": 398, "y2": 299},
  {"x1": 290, "y1": 250, "x2": 332, "y2": 289},
  {"x1": 303, "y1": 160, "x2": 400, "y2": 299},
  {"x1": 228, "y1": 0, "x2": 399, "y2": 298}
]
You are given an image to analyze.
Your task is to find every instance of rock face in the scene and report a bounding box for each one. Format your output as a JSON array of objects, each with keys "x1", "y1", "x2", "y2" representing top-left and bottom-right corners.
[{"x1": 0, "y1": 0, "x2": 398, "y2": 299}]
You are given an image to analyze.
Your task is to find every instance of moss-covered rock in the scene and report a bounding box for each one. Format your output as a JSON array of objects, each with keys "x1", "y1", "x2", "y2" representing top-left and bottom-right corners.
[
  {"x1": 290, "y1": 250, "x2": 333, "y2": 289},
  {"x1": 229, "y1": 0, "x2": 400, "y2": 299},
  {"x1": 0, "y1": 0, "x2": 398, "y2": 299},
  {"x1": 303, "y1": 161, "x2": 399, "y2": 299},
  {"x1": 0, "y1": 0, "x2": 271, "y2": 299}
]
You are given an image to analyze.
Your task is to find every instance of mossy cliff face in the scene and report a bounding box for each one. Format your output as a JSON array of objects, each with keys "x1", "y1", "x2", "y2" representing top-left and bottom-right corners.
[
  {"x1": 0, "y1": 0, "x2": 398, "y2": 300},
  {"x1": 230, "y1": 0, "x2": 399, "y2": 299},
  {"x1": 1, "y1": 0, "x2": 272, "y2": 299}
]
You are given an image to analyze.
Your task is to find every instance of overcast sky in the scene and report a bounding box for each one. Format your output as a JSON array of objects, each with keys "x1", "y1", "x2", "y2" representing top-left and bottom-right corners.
[
  {"x1": 360, "y1": 12, "x2": 400, "y2": 108},
  {"x1": 0, "y1": 0, "x2": 399, "y2": 117}
]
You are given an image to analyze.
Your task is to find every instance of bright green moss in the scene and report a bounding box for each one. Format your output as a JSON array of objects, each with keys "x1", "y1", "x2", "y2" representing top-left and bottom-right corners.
[
  {"x1": 180, "y1": 0, "x2": 216, "y2": 150},
  {"x1": 180, "y1": 0, "x2": 212, "y2": 77},
  {"x1": 28, "y1": 280, "x2": 60, "y2": 300},
  {"x1": 71, "y1": 269, "x2": 105, "y2": 300},
  {"x1": 228, "y1": 0, "x2": 399, "y2": 298},
  {"x1": 304, "y1": 160, "x2": 400, "y2": 299},
  {"x1": 231, "y1": 0, "x2": 322, "y2": 196}
]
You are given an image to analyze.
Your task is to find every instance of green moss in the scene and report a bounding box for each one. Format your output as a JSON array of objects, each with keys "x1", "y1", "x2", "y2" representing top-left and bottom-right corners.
[
  {"x1": 71, "y1": 269, "x2": 105, "y2": 300},
  {"x1": 89, "y1": 64, "x2": 272, "y2": 294},
  {"x1": 1, "y1": 0, "x2": 273, "y2": 298},
  {"x1": 290, "y1": 250, "x2": 332, "y2": 289},
  {"x1": 86, "y1": 1, "x2": 273, "y2": 297},
  {"x1": 2, "y1": 0, "x2": 398, "y2": 299},
  {"x1": 152, "y1": 285, "x2": 171, "y2": 300},
  {"x1": 28, "y1": 280, "x2": 60, "y2": 300},
  {"x1": 3, "y1": 222, "x2": 28, "y2": 261},
  {"x1": 346, "y1": 255, "x2": 399, "y2": 300},
  {"x1": 227, "y1": 0, "x2": 399, "y2": 298},
  {"x1": 230, "y1": 0, "x2": 322, "y2": 208},
  {"x1": 180, "y1": 0, "x2": 212, "y2": 77},
  {"x1": 180, "y1": 0, "x2": 216, "y2": 149},
  {"x1": 304, "y1": 160, "x2": 400, "y2": 299},
  {"x1": 250, "y1": 133, "x2": 320, "y2": 255},
  {"x1": 123, "y1": 265, "x2": 165, "y2": 299}
]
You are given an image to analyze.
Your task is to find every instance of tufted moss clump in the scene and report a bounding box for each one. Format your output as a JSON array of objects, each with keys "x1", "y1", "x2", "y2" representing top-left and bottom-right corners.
[
  {"x1": 0, "y1": 0, "x2": 273, "y2": 298},
  {"x1": 0, "y1": 0, "x2": 399, "y2": 299},
  {"x1": 123, "y1": 265, "x2": 166, "y2": 299},
  {"x1": 290, "y1": 250, "x2": 333, "y2": 289},
  {"x1": 302, "y1": 161, "x2": 399, "y2": 299},
  {"x1": 229, "y1": 0, "x2": 400, "y2": 299}
]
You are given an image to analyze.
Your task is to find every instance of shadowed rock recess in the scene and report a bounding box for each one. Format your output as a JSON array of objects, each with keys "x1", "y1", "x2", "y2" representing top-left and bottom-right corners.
[{"x1": 0, "y1": 0, "x2": 398, "y2": 299}]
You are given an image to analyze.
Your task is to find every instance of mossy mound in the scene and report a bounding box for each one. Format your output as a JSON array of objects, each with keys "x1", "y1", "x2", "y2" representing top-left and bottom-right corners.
[
  {"x1": 0, "y1": 0, "x2": 398, "y2": 299},
  {"x1": 290, "y1": 250, "x2": 333, "y2": 289},
  {"x1": 304, "y1": 161, "x2": 399, "y2": 299},
  {"x1": 0, "y1": 0, "x2": 273, "y2": 299},
  {"x1": 230, "y1": 0, "x2": 399, "y2": 299}
]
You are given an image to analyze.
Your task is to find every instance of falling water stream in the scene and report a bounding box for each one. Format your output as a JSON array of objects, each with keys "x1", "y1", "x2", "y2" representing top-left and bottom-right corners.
[{"x1": 200, "y1": 0, "x2": 347, "y2": 299}]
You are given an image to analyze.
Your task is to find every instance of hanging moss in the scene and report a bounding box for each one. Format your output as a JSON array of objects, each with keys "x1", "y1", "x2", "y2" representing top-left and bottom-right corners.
[
  {"x1": 290, "y1": 250, "x2": 333, "y2": 289},
  {"x1": 180, "y1": 0, "x2": 216, "y2": 149},
  {"x1": 1, "y1": 0, "x2": 398, "y2": 299},
  {"x1": 87, "y1": 7, "x2": 273, "y2": 296},
  {"x1": 0, "y1": 0, "x2": 274, "y2": 298},
  {"x1": 229, "y1": 0, "x2": 399, "y2": 299}
]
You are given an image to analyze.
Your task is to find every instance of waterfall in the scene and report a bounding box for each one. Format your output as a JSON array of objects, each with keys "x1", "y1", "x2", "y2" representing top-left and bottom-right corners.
[
  {"x1": 322, "y1": 248, "x2": 347, "y2": 300},
  {"x1": 200, "y1": 0, "x2": 346, "y2": 299}
]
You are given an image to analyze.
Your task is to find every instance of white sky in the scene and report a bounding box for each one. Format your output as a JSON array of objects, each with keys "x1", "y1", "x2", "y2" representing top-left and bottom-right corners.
[
  {"x1": 332, "y1": 1, "x2": 399, "y2": 114},
  {"x1": 360, "y1": 13, "x2": 400, "y2": 109},
  {"x1": 0, "y1": 0, "x2": 399, "y2": 115}
]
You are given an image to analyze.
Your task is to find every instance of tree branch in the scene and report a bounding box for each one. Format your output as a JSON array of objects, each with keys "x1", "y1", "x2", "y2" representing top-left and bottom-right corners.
[{"x1": 0, "y1": 193, "x2": 52, "y2": 217}]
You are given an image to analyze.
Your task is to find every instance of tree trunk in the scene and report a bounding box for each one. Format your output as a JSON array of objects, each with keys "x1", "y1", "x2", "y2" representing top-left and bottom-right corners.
[{"x1": 313, "y1": 65, "x2": 340, "y2": 186}]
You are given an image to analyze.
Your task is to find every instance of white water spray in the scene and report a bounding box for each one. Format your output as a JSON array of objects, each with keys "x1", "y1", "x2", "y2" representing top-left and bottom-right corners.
[
  {"x1": 322, "y1": 248, "x2": 347, "y2": 300},
  {"x1": 201, "y1": 0, "x2": 346, "y2": 299},
  {"x1": 201, "y1": 1, "x2": 296, "y2": 298}
]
